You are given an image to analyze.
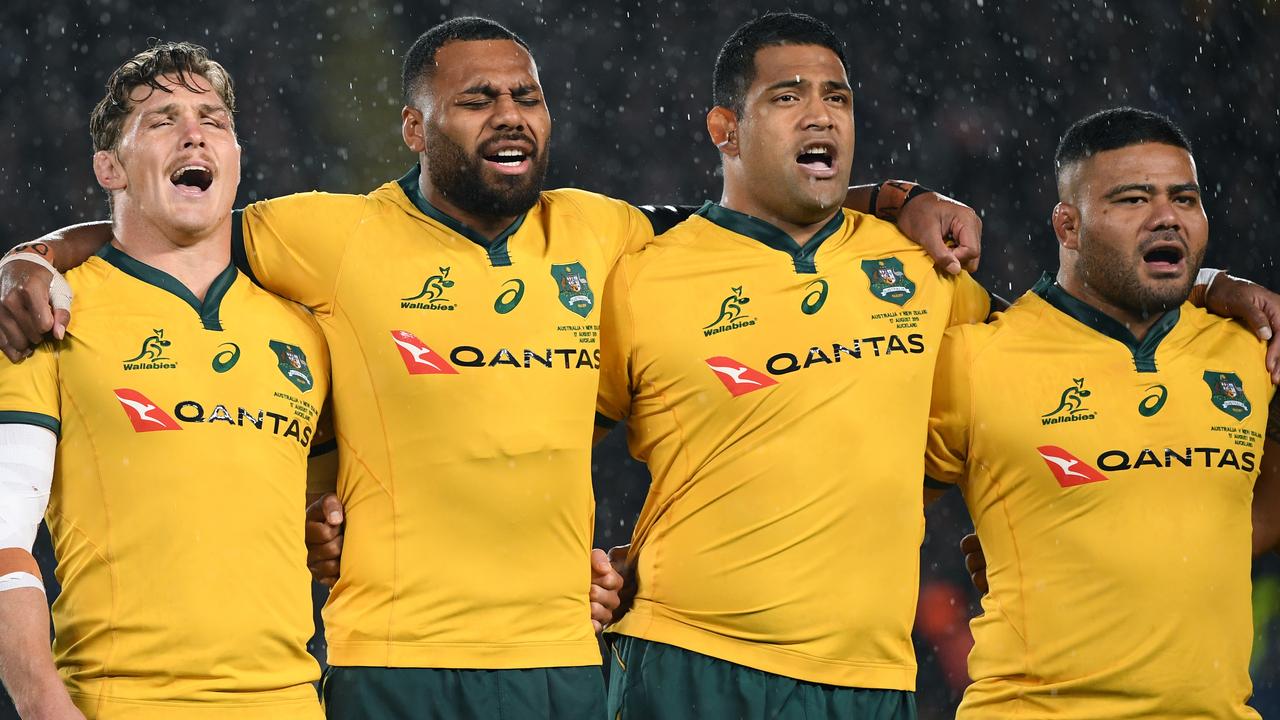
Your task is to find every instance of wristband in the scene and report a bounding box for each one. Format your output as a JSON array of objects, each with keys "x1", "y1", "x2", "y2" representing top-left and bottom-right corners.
[{"x1": 873, "y1": 180, "x2": 932, "y2": 221}]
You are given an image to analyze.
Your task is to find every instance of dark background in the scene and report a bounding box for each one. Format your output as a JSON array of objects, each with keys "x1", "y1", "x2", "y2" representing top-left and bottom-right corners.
[{"x1": 2, "y1": 1, "x2": 1279, "y2": 717}]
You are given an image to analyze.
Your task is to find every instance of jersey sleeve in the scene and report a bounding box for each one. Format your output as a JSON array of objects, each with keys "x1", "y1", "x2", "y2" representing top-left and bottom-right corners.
[
  {"x1": 925, "y1": 326, "x2": 974, "y2": 485},
  {"x1": 0, "y1": 342, "x2": 60, "y2": 435},
  {"x1": 595, "y1": 260, "x2": 637, "y2": 428},
  {"x1": 947, "y1": 271, "x2": 992, "y2": 327},
  {"x1": 232, "y1": 192, "x2": 370, "y2": 313}
]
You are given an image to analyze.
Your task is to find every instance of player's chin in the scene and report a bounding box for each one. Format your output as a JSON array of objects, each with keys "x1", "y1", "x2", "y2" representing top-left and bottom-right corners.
[{"x1": 1139, "y1": 276, "x2": 1195, "y2": 309}]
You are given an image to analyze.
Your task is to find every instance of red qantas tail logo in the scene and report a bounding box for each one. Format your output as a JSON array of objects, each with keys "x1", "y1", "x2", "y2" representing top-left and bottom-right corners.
[
  {"x1": 1036, "y1": 445, "x2": 1108, "y2": 487},
  {"x1": 113, "y1": 388, "x2": 181, "y2": 432},
  {"x1": 390, "y1": 330, "x2": 458, "y2": 375},
  {"x1": 705, "y1": 356, "x2": 777, "y2": 397}
]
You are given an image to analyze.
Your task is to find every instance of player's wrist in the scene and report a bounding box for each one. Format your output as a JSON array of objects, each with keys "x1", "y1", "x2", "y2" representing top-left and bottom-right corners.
[{"x1": 871, "y1": 180, "x2": 932, "y2": 222}]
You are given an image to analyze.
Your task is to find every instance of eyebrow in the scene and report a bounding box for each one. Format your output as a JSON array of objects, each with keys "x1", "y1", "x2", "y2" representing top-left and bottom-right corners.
[
  {"x1": 459, "y1": 83, "x2": 540, "y2": 97},
  {"x1": 142, "y1": 103, "x2": 230, "y2": 118},
  {"x1": 1103, "y1": 182, "x2": 1201, "y2": 198},
  {"x1": 763, "y1": 78, "x2": 853, "y2": 93}
]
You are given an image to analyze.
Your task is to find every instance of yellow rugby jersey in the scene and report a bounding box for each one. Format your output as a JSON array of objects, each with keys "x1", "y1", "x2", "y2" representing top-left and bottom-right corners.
[
  {"x1": 232, "y1": 166, "x2": 652, "y2": 669},
  {"x1": 595, "y1": 203, "x2": 990, "y2": 689},
  {"x1": 926, "y1": 274, "x2": 1273, "y2": 720},
  {"x1": 0, "y1": 246, "x2": 328, "y2": 719}
]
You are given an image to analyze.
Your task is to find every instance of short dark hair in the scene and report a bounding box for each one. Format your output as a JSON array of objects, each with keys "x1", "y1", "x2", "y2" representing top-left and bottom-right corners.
[
  {"x1": 90, "y1": 40, "x2": 235, "y2": 152},
  {"x1": 1055, "y1": 107, "x2": 1193, "y2": 170},
  {"x1": 712, "y1": 12, "x2": 848, "y2": 115},
  {"x1": 401, "y1": 17, "x2": 530, "y2": 104}
]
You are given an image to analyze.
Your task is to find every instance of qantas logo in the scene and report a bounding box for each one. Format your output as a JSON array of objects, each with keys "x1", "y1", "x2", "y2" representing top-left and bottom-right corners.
[
  {"x1": 113, "y1": 388, "x2": 181, "y2": 432},
  {"x1": 705, "y1": 356, "x2": 777, "y2": 397},
  {"x1": 390, "y1": 330, "x2": 458, "y2": 375},
  {"x1": 1036, "y1": 445, "x2": 1107, "y2": 487}
]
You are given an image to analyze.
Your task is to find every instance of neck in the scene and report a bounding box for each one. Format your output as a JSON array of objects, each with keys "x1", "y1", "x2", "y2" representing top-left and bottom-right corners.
[
  {"x1": 1054, "y1": 268, "x2": 1165, "y2": 341},
  {"x1": 418, "y1": 162, "x2": 519, "y2": 242},
  {"x1": 718, "y1": 184, "x2": 837, "y2": 247},
  {"x1": 111, "y1": 209, "x2": 231, "y2": 301}
]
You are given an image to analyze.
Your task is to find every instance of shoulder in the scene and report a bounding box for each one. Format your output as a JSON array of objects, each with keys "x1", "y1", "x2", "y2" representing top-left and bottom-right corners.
[
  {"x1": 236, "y1": 275, "x2": 324, "y2": 338},
  {"x1": 945, "y1": 292, "x2": 1043, "y2": 358},
  {"x1": 1177, "y1": 303, "x2": 1268, "y2": 361},
  {"x1": 842, "y1": 209, "x2": 928, "y2": 260},
  {"x1": 540, "y1": 187, "x2": 633, "y2": 218}
]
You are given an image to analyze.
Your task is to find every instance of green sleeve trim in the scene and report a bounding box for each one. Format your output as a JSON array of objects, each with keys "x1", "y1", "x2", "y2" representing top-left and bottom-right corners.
[
  {"x1": 924, "y1": 476, "x2": 953, "y2": 490},
  {"x1": 594, "y1": 411, "x2": 619, "y2": 429},
  {"x1": 0, "y1": 411, "x2": 60, "y2": 437}
]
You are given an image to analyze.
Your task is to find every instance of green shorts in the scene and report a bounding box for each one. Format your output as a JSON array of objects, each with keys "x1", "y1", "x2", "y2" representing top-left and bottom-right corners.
[
  {"x1": 606, "y1": 636, "x2": 917, "y2": 720},
  {"x1": 321, "y1": 665, "x2": 606, "y2": 720}
]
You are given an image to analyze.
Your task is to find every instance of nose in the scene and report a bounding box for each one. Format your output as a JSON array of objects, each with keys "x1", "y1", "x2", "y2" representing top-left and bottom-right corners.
[
  {"x1": 179, "y1": 116, "x2": 206, "y2": 149},
  {"x1": 801, "y1": 93, "x2": 835, "y2": 131},
  {"x1": 489, "y1": 94, "x2": 526, "y2": 132},
  {"x1": 1147, "y1": 196, "x2": 1181, "y2": 231}
]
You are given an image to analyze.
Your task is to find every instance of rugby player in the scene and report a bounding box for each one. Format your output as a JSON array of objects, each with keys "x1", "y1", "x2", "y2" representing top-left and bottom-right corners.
[
  {"x1": 925, "y1": 107, "x2": 1279, "y2": 718},
  {"x1": 590, "y1": 14, "x2": 991, "y2": 719},
  {"x1": 0, "y1": 17, "x2": 992, "y2": 720},
  {"x1": 0, "y1": 43, "x2": 330, "y2": 719}
]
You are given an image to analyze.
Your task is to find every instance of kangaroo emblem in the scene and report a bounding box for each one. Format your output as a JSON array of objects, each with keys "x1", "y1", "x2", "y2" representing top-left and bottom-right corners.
[
  {"x1": 402, "y1": 266, "x2": 455, "y2": 302},
  {"x1": 1043, "y1": 378, "x2": 1091, "y2": 418},
  {"x1": 704, "y1": 287, "x2": 751, "y2": 329},
  {"x1": 125, "y1": 329, "x2": 172, "y2": 363}
]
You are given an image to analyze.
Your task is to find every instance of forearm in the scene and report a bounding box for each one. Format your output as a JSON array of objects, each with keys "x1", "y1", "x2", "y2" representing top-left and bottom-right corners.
[
  {"x1": 0, "y1": 587, "x2": 75, "y2": 718},
  {"x1": 6, "y1": 221, "x2": 114, "y2": 273},
  {"x1": 843, "y1": 184, "x2": 876, "y2": 214},
  {"x1": 1255, "y1": 433, "x2": 1280, "y2": 557}
]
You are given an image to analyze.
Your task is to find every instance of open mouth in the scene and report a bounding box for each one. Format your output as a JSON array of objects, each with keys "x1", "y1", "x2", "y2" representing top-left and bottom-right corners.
[
  {"x1": 795, "y1": 143, "x2": 836, "y2": 178},
  {"x1": 480, "y1": 139, "x2": 535, "y2": 176},
  {"x1": 484, "y1": 148, "x2": 528, "y2": 167},
  {"x1": 1142, "y1": 243, "x2": 1186, "y2": 273},
  {"x1": 170, "y1": 165, "x2": 213, "y2": 192}
]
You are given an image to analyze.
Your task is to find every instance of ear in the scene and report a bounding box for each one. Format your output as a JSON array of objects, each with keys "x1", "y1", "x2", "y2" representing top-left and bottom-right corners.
[
  {"x1": 707, "y1": 106, "x2": 740, "y2": 158},
  {"x1": 93, "y1": 150, "x2": 127, "y2": 191},
  {"x1": 402, "y1": 105, "x2": 426, "y2": 153},
  {"x1": 1051, "y1": 202, "x2": 1081, "y2": 250}
]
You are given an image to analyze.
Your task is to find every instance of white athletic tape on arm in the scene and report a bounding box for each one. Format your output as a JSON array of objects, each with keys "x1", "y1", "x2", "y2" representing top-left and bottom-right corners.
[
  {"x1": 1195, "y1": 267, "x2": 1225, "y2": 292},
  {"x1": 0, "y1": 424, "x2": 56, "y2": 553},
  {"x1": 0, "y1": 571, "x2": 43, "y2": 594},
  {"x1": 0, "y1": 251, "x2": 73, "y2": 314}
]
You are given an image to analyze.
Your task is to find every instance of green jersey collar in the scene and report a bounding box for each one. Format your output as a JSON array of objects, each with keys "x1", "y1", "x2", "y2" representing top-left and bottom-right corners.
[
  {"x1": 97, "y1": 244, "x2": 237, "y2": 331},
  {"x1": 396, "y1": 165, "x2": 523, "y2": 267},
  {"x1": 695, "y1": 201, "x2": 843, "y2": 274},
  {"x1": 1031, "y1": 272, "x2": 1180, "y2": 373}
]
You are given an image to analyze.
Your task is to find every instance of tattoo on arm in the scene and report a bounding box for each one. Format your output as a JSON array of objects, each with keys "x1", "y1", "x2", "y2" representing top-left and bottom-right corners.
[{"x1": 3, "y1": 242, "x2": 49, "y2": 258}]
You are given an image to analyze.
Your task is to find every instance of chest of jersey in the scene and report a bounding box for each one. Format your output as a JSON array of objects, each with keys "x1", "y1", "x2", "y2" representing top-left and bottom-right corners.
[
  {"x1": 627, "y1": 240, "x2": 950, "y2": 441},
  {"x1": 61, "y1": 276, "x2": 325, "y2": 455},
  {"x1": 973, "y1": 341, "x2": 1266, "y2": 508},
  {"x1": 325, "y1": 212, "x2": 614, "y2": 453}
]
